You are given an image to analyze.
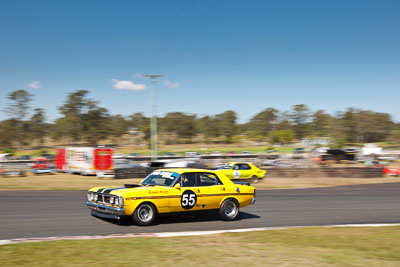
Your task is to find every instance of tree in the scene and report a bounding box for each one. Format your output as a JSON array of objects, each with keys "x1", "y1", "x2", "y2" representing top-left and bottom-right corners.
[
  {"x1": 311, "y1": 110, "x2": 332, "y2": 137},
  {"x1": 129, "y1": 112, "x2": 150, "y2": 139},
  {"x1": 215, "y1": 110, "x2": 237, "y2": 141},
  {"x1": 246, "y1": 108, "x2": 278, "y2": 136},
  {"x1": 83, "y1": 103, "x2": 110, "y2": 145},
  {"x1": 0, "y1": 119, "x2": 18, "y2": 148},
  {"x1": 30, "y1": 108, "x2": 46, "y2": 147},
  {"x1": 4, "y1": 89, "x2": 33, "y2": 146},
  {"x1": 5, "y1": 89, "x2": 33, "y2": 121},
  {"x1": 161, "y1": 112, "x2": 197, "y2": 142},
  {"x1": 340, "y1": 108, "x2": 358, "y2": 143},
  {"x1": 197, "y1": 115, "x2": 220, "y2": 139},
  {"x1": 55, "y1": 90, "x2": 110, "y2": 144},
  {"x1": 109, "y1": 115, "x2": 129, "y2": 139},
  {"x1": 290, "y1": 104, "x2": 310, "y2": 139},
  {"x1": 268, "y1": 129, "x2": 295, "y2": 144}
]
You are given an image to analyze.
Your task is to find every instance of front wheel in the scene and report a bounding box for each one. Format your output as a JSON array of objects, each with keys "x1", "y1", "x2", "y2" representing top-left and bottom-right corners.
[
  {"x1": 132, "y1": 203, "x2": 157, "y2": 226},
  {"x1": 219, "y1": 198, "x2": 239, "y2": 221}
]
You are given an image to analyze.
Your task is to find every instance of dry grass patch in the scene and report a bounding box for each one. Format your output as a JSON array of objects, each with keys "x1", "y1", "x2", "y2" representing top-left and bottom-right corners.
[{"x1": 0, "y1": 173, "x2": 142, "y2": 190}]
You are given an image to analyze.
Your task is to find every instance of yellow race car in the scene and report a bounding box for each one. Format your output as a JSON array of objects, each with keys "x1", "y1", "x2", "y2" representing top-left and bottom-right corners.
[
  {"x1": 218, "y1": 162, "x2": 266, "y2": 183},
  {"x1": 86, "y1": 168, "x2": 256, "y2": 226}
]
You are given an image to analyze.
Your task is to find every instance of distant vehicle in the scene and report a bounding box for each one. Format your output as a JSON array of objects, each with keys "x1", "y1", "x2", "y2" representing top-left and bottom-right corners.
[
  {"x1": 294, "y1": 148, "x2": 304, "y2": 154},
  {"x1": 18, "y1": 155, "x2": 31, "y2": 160},
  {"x1": 226, "y1": 151, "x2": 237, "y2": 155},
  {"x1": 185, "y1": 151, "x2": 200, "y2": 157},
  {"x1": 41, "y1": 153, "x2": 54, "y2": 160},
  {"x1": 97, "y1": 159, "x2": 134, "y2": 178},
  {"x1": 87, "y1": 168, "x2": 256, "y2": 225},
  {"x1": 55, "y1": 147, "x2": 114, "y2": 175},
  {"x1": 32, "y1": 158, "x2": 55, "y2": 175},
  {"x1": 163, "y1": 152, "x2": 175, "y2": 156},
  {"x1": 0, "y1": 163, "x2": 26, "y2": 177},
  {"x1": 129, "y1": 153, "x2": 140, "y2": 157},
  {"x1": 383, "y1": 168, "x2": 400, "y2": 176},
  {"x1": 217, "y1": 162, "x2": 266, "y2": 183},
  {"x1": 112, "y1": 153, "x2": 126, "y2": 159},
  {"x1": 313, "y1": 147, "x2": 329, "y2": 154},
  {"x1": 0, "y1": 153, "x2": 12, "y2": 161},
  {"x1": 344, "y1": 148, "x2": 359, "y2": 154},
  {"x1": 149, "y1": 159, "x2": 204, "y2": 168},
  {"x1": 240, "y1": 151, "x2": 251, "y2": 155},
  {"x1": 362, "y1": 143, "x2": 382, "y2": 156}
]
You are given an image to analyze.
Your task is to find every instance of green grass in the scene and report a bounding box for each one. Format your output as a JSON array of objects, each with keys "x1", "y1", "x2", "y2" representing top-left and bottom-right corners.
[{"x1": 2, "y1": 226, "x2": 400, "y2": 266}]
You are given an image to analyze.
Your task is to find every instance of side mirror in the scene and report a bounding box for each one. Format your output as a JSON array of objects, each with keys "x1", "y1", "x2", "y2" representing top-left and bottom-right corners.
[{"x1": 174, "y1": 183, "x2": 181, "y2": 190}]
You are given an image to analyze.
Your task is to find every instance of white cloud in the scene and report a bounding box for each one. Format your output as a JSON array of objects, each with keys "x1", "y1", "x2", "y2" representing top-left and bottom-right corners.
[
  {"x1": 162, "y1": 79, "x2": 180, "y2": 88},
  {"x1": 27, "y1": 81, "x2": 41, "y2": 89},
  {"x1": 112, "y1": 79, "x2": 146, "y2": 91},
  {"x1": 133, "y1": 73, "x2": 144, "y2": 79}
]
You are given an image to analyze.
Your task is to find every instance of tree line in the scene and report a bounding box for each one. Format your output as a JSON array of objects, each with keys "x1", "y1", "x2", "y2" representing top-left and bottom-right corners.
[{"x1": 1, "y1": 89, "x2": 399, "y2": 149}]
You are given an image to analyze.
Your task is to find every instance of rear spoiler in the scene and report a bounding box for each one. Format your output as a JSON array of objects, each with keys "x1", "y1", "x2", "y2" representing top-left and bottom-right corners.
[{"x1": 233, "y1": 181, "x2": 251, "y2": 186}]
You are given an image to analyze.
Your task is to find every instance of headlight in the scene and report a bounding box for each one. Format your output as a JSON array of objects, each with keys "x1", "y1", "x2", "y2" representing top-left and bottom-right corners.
[
  {"x1": 112, "y1": 196, "x2": 124, "y2": 207},
  {"x1": 87, "y1": 192, "x2": 94, "y2": 201},
  {"x1": 94, "y1": 194, "x2": 98, "y2": 201},
  {"x1": 109, "y1": 197, "x2": 114, "y2": 204}
]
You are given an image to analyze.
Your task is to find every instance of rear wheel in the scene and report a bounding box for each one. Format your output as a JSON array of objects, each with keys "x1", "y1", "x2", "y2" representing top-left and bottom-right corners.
[
  {"x1": 132, "y1": 203, "x2": 157, "y2": 226},
  {"x1": 251, "y1": 175, "x2": 259, "y2": 183},
  {"x1": 219, "y1": 198, "x2": 239, "y2": 221}
]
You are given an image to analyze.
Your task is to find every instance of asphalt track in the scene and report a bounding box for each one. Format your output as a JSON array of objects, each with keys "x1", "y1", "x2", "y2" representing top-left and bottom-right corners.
[{"x1": 1, "y1": 182, "x2": 400, "y2": 240}]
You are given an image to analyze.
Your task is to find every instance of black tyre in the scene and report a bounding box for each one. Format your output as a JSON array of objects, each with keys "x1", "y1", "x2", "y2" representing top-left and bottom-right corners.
[
  {"x1": 251, "y1": 175, "x2": 259, "y2": 183},
  {"x1": 219, "y1": 198, "x2": 239, "y2": 221},
  {"x1": 132, "y1": 202, "x2": 157, "y2": 226}
]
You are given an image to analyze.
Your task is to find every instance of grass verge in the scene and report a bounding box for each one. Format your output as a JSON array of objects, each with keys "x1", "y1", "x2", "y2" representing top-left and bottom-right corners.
[
  {"x1": 0, "y1": 173, "x2": 399, "y2": 190},
  {"x1": 1, "y1": 226, "x2": 400, "y2": 266}
]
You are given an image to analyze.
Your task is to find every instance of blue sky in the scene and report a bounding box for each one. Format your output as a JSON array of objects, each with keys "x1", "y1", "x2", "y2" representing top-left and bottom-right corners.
[{"x1": 0, "y1": 0, "x2": 399, "y2": 123}]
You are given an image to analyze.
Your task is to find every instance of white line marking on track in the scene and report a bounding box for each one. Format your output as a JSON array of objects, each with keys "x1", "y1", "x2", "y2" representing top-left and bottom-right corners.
[{"x1": 1, "y1": 223, "x2": 400, "y2": 245}]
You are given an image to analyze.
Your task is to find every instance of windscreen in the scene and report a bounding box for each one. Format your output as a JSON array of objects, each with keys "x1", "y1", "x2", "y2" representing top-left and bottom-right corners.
[
  {"x1": 141, "y1": 171, "x2": 180, "y2": 186},
  {"x1": 218, "y1": 164, "x2": 232, "y2": 170}
]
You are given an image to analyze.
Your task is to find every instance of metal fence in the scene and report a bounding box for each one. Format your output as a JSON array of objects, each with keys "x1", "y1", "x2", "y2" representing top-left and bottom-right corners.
[{"x1": 114, "y1": 166, "x2": 384, "y2": 179}]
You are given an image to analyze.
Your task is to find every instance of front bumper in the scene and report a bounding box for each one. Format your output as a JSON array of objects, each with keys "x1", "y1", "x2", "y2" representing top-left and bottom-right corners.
[{"x1": 86, "y1": 201, "x2": 125, "y2": 219}]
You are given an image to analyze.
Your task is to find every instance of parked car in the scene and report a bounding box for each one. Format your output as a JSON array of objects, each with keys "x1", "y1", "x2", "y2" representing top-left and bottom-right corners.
[{"x1": 32, "y1": 158, "x2": 55, "y2": 175}]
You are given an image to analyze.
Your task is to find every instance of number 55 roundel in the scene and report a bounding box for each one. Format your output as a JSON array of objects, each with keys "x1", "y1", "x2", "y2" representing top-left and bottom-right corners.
[{"x1": 181, "y1": 190, "x2": 197, "y2": 209}]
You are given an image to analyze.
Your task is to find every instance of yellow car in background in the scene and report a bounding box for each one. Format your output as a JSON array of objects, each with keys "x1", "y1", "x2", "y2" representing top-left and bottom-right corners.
[
  {"x1": 86, "y1": 168, "x2": 256, "y2": 226},
  {"x1": 218, "y1": 162, "x2": 266, "y2": 183}
]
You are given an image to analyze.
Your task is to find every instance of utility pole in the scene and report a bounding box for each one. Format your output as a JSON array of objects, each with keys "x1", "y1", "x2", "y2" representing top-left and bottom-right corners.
[{"x1": 143, "y1": 74, "x2": 163, "y2": 161}]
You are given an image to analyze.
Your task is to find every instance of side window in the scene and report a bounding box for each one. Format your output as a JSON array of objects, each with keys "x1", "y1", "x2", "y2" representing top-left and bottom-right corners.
[
  {"x1": 180, "y1": 173, "x2": 197, "y2": 187},
  {"x1": 198, "y1": 173, "x2": 222, "y2": 186},
  {"x1": 242, "y1": 163, "x2": 251, "y2": 170},
  {"x1": 233, "y1": 164, "x2": 240, "y2": 170}
]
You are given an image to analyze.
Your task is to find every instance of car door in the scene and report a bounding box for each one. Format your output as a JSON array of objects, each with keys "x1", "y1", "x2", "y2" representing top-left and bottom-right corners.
[
  {"x1": 169, "y1": 172, "x2": 202, "y2": 212},
  {"x1": 196, "y1": 172, "x2": 226, "y2": 210},
  {"x1": 232, "y1": 164, "x2": 242, "y2": 179},
  {"x1": 239, "y1": 163, "x2": 252, "y2": 178}
]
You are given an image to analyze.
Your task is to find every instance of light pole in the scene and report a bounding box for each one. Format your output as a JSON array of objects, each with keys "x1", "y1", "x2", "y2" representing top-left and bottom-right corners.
[{"x1": 143, "y1": 74, "x2": 163, "y2": 161}]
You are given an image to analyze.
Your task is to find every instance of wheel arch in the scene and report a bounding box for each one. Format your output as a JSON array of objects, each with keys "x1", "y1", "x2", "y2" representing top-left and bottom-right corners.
[
  {"x1": 218, "y1": 196, "x2": 239, "y2": 208},
  {"x1": 129, "y1": 200, "x2": 159, "y2": 216}
]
